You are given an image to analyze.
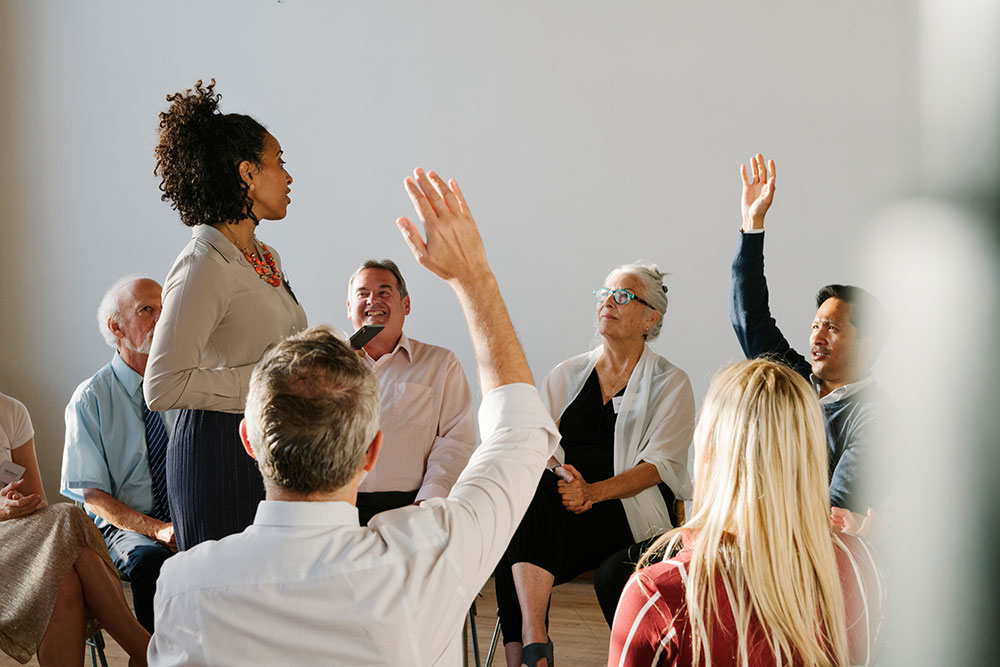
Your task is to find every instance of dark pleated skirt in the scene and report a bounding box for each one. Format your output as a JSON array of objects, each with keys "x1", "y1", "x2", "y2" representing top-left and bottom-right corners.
[{"x1": 167, "y1": 409, "x2": 264, "y2": 551}]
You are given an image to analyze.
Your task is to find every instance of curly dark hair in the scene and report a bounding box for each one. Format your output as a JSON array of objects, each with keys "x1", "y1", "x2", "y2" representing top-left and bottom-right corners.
[{"x1": 154, "y1": 79, "x2": 269, "y2": 227}]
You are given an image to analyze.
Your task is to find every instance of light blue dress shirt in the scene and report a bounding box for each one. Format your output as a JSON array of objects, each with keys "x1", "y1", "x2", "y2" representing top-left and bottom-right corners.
[{"x1": 60, "y1": 352, "x2": 177, "y2": 530}]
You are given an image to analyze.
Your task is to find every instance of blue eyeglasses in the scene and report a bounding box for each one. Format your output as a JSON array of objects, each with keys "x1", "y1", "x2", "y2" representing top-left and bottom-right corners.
[{"x1": 593, "y1": 288, "x2": 655, "y2": 310}]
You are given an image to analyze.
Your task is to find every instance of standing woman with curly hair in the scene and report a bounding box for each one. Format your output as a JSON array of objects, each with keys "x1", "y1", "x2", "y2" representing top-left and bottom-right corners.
[{"x1": 145, "y1": 80, "x2": 307, "y2": 550}]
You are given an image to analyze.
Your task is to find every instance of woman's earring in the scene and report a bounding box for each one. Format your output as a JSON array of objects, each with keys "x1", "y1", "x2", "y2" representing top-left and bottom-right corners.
[{"x1": 249, "y1": 184, "x2": 255, "y2": 191}]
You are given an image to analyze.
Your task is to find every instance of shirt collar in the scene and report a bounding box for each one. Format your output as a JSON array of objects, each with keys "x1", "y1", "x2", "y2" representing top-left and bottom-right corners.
[
  {"x1": 192, "y1": 223, "x2": 247, "y2": 266},
  {"x1": 253, "y1": 499, "x2": 360, "y2": 527},
  {"x1": 364, "y1": 332, "x2": 412, "y2": 366},
  {"x1": 811, "y1": 373, "x2": 876, "y2": 405},
  {"x1": 110, "y1": 351, "x2": 144, "y2": 399}
]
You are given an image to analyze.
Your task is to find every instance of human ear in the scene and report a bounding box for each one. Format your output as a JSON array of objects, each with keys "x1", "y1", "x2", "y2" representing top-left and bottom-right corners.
[
  {"x1": 645, "y1": 309, "x2": 661, "y2": 333},
  {"x1": 402, "y1": 295, "x2": 411, "y2": 317},
  {"x1": 108, "y1": 318, "x2": 126, "y2": 341},
  {"x1": 238, "y1": 160, "x2": 255, "y2": 188},
  {"x1": 362, "y1": 431, "x2": 383, "y2": 472},
  {"x1": 239, "y1": 419, "x2": 257, "y2": 459}
]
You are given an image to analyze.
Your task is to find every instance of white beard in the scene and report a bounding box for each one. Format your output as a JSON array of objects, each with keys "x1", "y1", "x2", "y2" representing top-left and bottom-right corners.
[{"x1": 124, "y1": 329, "x2": 154, "y2": 355}]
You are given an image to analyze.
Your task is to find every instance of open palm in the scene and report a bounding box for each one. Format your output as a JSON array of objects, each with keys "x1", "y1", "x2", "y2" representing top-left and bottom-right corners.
[{"x1": 740, "y1": 153, "x2": 776, "y2": 230}]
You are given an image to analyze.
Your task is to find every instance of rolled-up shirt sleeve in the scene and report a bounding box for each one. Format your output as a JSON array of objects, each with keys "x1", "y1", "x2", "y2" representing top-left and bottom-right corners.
[
  {"x1": 436, "y1": 383, "x2": 560, "y2": 589},
  {"x1": 636, "y1": 371, "x2": 696, "y2": 499},
  {"x1": 60, "y1": 386, "x2": 113, "y2": 499}
]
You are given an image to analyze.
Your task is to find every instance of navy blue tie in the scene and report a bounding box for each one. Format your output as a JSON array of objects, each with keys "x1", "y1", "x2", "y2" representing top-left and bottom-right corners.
[{"x1": 142, "y1": 399, "x2": 171, "y2": 522}]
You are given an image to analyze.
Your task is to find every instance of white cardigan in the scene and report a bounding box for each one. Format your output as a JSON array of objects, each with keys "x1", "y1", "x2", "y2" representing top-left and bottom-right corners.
[{"x1": 539, "y1": 345, "x2": 695, "y2": 541}]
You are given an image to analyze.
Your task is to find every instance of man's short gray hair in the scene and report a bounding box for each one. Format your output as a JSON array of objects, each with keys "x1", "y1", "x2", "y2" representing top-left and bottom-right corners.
[
  {"x1": 605, "y1": 261, "x2": 670, "y2": 340},
  {"x1": 244, "y1": 325, "x2": 381, "y2": 494},
  {"x1": 96, "y1": 274, "x2": 149, "y2": 348},
  {"x1": 347, "y1": 259, "x2": 408, "y2": 298}
]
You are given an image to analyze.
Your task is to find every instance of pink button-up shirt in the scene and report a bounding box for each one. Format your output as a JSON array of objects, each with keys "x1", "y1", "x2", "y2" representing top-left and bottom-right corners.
[{"x1": 359, "y1": 333, "x2": 476, "y2": 501}]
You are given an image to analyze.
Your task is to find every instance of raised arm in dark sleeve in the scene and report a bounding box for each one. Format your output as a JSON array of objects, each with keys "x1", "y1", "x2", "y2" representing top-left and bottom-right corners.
[{"x1": 729, "y1": 230, "x2": 811, "y2": 378}]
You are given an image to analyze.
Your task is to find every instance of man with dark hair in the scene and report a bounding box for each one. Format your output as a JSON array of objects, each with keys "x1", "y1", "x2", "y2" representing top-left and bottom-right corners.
[
  {"x1": 61, "y1": 276, "x2": 177, "y2": 633},
  {"x1": 345, "y1": 258, "x2": 475, "y2": 525},
  {"x1": 730, "y1": 154, "x2": 889, "y2": 515},
  {"x1": 148, "y1": 169, "x2": 560, "y2": 666}
]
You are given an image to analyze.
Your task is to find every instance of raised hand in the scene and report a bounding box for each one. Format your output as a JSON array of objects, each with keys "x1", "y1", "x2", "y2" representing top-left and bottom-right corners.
[
  {"x1": 397, "y1": 167, "x2": 533, "y2": 392},
  {"x1": 740, "y1": 153, "x2": 776, "y2": 232},
  {"x1": 396, "y1": 168, "x2": 490, "y2": 287}
]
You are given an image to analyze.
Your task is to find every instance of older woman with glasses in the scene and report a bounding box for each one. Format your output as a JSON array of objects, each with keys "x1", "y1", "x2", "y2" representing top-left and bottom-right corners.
[{"x1": 495, "y1": 262, "x2": 695, "y2": 667}]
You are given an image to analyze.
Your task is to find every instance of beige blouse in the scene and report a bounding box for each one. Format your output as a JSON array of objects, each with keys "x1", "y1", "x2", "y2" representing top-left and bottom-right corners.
[{"x1": 145, "y1": 224, "x2": 308, "y2": 414}]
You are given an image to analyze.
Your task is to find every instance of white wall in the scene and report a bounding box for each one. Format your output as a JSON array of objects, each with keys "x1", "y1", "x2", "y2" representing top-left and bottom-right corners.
[{"x1": 0, "y1": 0, "x2": 918, "y2": 502}]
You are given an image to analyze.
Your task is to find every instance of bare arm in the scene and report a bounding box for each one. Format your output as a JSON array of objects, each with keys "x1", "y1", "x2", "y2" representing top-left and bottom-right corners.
[
  {"x1": 82, "y1": 488, "x2": 175, "y2": 548},
  {"x1": 11, "y1": 438, "x2": 46, "y2": 502},
  {"x1": 396, "y1": 168, "x2": 532, "y2": 392}
]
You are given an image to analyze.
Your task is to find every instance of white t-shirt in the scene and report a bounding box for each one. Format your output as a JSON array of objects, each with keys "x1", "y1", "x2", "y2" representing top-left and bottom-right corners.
[{"x1": 0, "y1": 392, "x2": 34, "y2": 466}]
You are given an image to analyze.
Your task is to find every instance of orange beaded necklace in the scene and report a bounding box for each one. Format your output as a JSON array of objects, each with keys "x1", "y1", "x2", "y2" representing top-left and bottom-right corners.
[{"x1": 242, "y1": 243, "x2": 282, "y2": 287}]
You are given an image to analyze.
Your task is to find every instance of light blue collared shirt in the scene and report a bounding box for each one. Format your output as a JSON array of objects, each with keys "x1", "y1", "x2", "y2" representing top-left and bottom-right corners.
[{"x1": 60, "y1": 352, "x2": 177, "y2": 529}]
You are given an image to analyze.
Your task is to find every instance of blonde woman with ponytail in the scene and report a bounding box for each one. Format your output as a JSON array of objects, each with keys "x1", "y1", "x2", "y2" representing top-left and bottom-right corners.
[{"x1": 608, "y1": 359, "x2": 883, "y2": 667}]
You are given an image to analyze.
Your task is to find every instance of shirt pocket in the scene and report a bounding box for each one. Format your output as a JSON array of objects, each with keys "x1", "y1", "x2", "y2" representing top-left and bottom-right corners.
[{"x1": 383, "y1": 382, "x2": 437, "y2": 429}]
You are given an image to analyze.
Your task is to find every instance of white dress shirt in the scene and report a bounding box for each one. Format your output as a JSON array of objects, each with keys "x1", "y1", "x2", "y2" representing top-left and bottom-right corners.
[
  {"x1": 148, "y1": 383, "x2": 559, "y2": 666},
  {"x1": 813, "y1": 373, "x2": 877, "y2": 405},
  {"x1": 359, "y1": 334, "x2": 476, "y2": 501},
  {"x1": 540, "y1": 345, "x2": 695, "y2": 542}
]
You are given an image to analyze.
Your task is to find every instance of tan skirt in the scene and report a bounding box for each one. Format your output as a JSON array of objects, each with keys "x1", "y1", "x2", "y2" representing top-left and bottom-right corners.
[{"x1": 0, "y1": 503, "x2": 117, "y2": 664}]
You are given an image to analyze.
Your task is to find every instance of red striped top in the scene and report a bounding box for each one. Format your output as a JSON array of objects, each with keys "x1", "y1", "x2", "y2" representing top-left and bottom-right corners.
[{"x1": 608, "y1": 532, "x2": 884, "y2": 667}]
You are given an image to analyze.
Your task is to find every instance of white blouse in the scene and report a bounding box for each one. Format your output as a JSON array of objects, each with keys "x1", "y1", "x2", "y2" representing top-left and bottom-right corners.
[
  {"x1": 539, "y1": 345, "x2": 695, "y2": 541},
  {"x1": 0, "y1": 392, "x2": 33, "y2": 466},
  {"x1": 145, "y1": 225, "x2": 308, "y2": 414}
]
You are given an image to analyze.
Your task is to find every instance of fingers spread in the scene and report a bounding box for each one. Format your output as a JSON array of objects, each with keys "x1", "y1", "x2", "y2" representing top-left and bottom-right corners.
[
  {"x1": 414, "y1": 168, "x2": 449, "y2": 217},
  {"x1": 450, "y1": 179, "x2": 469, "y2": 214},
  {"x1": 740, "y1": 163, "x2": 750, "y2": 186},
  {"x1": 427, "y1": 171, "x2": 460, "y2": 215},
  {"x1": 404, "y1": 176, "x2": 436, "y2": 224},
  {"x1": 767, "y1": 158, "x2": 776, "y2": 184},
  {"x1": 396, "y1": 217, "x2": 428, "y2": 265}
]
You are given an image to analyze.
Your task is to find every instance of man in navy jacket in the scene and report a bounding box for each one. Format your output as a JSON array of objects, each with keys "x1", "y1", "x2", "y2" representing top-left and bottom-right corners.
[{"x1": 730, "y1": 154, "x2": 889, "y2": 520}]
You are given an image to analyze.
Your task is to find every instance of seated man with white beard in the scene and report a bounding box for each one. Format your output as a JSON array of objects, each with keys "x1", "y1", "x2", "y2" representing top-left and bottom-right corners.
[{"x1": 61, "y1": 275, "x2": 177, "y2": 633}]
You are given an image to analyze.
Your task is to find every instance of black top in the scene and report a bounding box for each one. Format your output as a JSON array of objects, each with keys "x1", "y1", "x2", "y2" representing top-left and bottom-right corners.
[
  {"x1": 559, "y1": 368, "x2": 624, "y2": 483},
  {"x1": 559, "y1": 368, "x2": 678, "y2": 521}
]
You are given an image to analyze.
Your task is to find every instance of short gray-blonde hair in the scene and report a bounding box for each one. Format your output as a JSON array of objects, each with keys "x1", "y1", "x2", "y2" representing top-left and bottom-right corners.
[
  {"x1": 347, "y1": 259, "x2": 408, "y2": 298},
  {"x1": 605, "y1": 261, "x2": 669, "y2": 340},
  {"x1": 244, "y1": 325, "x2": 380, "y2": 494},
  {"x1": 96, "y1": 274, "x2": 149, "y2": 348}
]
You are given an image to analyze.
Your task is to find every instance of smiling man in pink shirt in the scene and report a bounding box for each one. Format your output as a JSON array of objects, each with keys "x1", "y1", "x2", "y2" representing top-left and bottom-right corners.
[{"x1": 346, "y1": 259, "x2": 476, "y2": 524}]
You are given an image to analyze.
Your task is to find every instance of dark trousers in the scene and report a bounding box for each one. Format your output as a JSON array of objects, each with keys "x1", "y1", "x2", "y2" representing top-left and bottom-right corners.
[
  {"x1": 356, "y1": 490, "x2": 419, "y2": 526},
  {"x1": 100, "y1": 524, "x2": 174, "y2": 633},
  {"x1": 167, "y1": 410, "x2": 264, "y2": 551},
  {"x1": 592, "y1": 489, "x2": 679, "y2": 627},
  {"x1": 592, "y1": 535, "x2": 663, "y2": 626},
  {"x1": 494, "y1": 471, "x2": 634, "y2": 644}
]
